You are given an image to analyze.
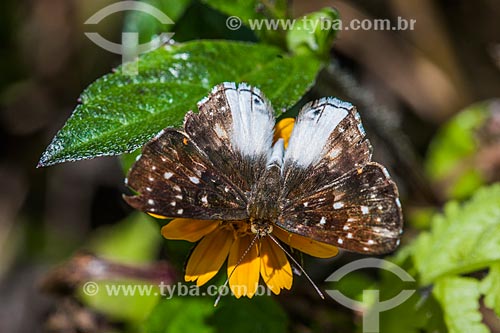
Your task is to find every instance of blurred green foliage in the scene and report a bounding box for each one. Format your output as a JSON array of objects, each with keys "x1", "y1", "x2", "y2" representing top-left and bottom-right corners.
[
  {"x1": 88, "y1": 212, "x2": 161, "y2": 264},
  {"x1": 425, "y1": 102, "x2": 490, "y2": 199},
  {"x1": 433, "y1": 277, "x2": 489, "y2": 333},
  {"x1": 412, "y1": 184, "x2": 500, "y2": 284},
  {"x1": 144, "y1": 297, "x2": 214, "y2": 333},
  {"x1": 286, "y1": 7, "x2": 339, "y2": 59}
]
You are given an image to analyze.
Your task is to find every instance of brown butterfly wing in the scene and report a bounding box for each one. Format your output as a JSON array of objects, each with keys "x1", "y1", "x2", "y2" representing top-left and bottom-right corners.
[
  {"x1": 124, "y1": 129, "x2": 248, "y2": 220},
  {"x1": 278, "y1": 163, "x2": 403, "y2": 254}
]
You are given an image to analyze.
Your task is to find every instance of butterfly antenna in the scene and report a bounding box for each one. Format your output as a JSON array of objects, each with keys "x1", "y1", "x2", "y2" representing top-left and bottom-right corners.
[
  {"x1": 268, "y1": 234, "x2": 324, "y2": 299},
  {"x1": 214, "y1": 234, "x2": 260, "y2": 307}
]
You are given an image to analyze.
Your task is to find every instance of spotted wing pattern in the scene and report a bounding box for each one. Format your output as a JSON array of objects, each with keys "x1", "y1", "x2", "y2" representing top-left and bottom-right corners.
[
  {"x1": 185, "y1": 82, "x2": 275, "y2": 193},
  {"x1": 277, "y1": 98, "x2": 402, "y2": 254},
  {"x1": 125, "y1": 82, "x2": 276, "y2": 220},
  {"x1": 281, "y1": 98, "x2": 372, "y2": 200},
  {"x1": 124, "y1": 83, "x2": 403, "y2": 254},
  {"x1": 278, "y1": 163, "x2": 403, "y2": 254},
  {"x1": 124, "y1": 129, "x2": 248, "y2": 220}
]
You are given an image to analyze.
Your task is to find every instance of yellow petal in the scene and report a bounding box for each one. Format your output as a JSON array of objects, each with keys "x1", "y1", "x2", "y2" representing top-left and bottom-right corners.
[
  {"x1": 228, "y1": 235, "x2": 260, "y2": 298},
  {"x1": 274, "y1": 118, "x2": 295, "y2": 148},
  {"x1": 161, "y1": 218, "x2": 219, "y2": 242},
  {"x1": 260, "y1": 237, "x2": 292, "y2": 294},
  {"x1": 147, "y1": 213, "x2": 169, "y2": 219},
  {"x1": 273, "y1": 226, "x2": 339, "y2": 258},
  {"x1": 185, "y1": 227, "x2": 233, "y2": 286}
]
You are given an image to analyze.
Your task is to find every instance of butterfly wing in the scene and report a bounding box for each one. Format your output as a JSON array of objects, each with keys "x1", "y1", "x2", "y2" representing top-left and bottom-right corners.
[
  {"x1": 184, "y1": 82, "x2": 275, "y2": 192},
  {"x1": 125, "y1": 82, "x2": 276, "y2": 220},
  {"x1": 124, "y1": 129, "x2": 248, "y2": 220},
  {"x1": 278, "y1": 163, "x2": 402, "y2": 254},
  {"x1": 281, "y1": 98, "x2": 372, "y2": 200},
  {"x1": 278, "y1": 98, "x2": 402, "y2": 254}
]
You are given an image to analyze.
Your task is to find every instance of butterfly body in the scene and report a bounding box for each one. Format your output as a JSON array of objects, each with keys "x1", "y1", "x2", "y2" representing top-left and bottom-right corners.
[
  {"x1": 125, "y1": 82, "x2": 403, "y2": 255},
  {"x1": 248, "y1": 156, "x2": 281, "y2": 224}
]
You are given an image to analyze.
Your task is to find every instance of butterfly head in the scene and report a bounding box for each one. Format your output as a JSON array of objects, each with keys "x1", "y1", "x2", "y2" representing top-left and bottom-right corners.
[{"x1": 249, "y1": 219, "x2": 273, "y2": 237}]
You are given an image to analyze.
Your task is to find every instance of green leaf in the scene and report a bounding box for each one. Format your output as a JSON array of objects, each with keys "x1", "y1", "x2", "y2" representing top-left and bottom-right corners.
[
  {"x1": 286, "y1": 8, "x2": 339, "y2": 59},
  {"x1": 39, "y1": 40, "x2": 321, "y2": 167},
  {"x1": 143, "y1": 297, "x2": 214, "y2": 333},
  {"x1": 202, "y1": 0, "x2": 288, "y2": 47},
  {"x1": 425, "y1": 102, "x2": 489, "y2": 199},
  {"x1": 412, "y1": 184, "x2": 500, "y2": 284},
  {"x1": 480, "y1": 263, "x2": 500, "y2": 317},
  {"x1": 88, "y1": 212, "x2": 161, "y2": 264},
  {"x1": 125, "y1": 0, "x2": 192, "y2": 43},
  {"x1": 210, "y1": 296, "x2": 288, "y2": 333},
  {"x1": 433, "y1": 276, "x2": 490, "y2": 333}
]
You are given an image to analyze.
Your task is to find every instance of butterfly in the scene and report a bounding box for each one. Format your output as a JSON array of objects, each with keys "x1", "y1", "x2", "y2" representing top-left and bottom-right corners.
[{"x1": 124, "y1": 82, "x2": 403, "y2": 256}]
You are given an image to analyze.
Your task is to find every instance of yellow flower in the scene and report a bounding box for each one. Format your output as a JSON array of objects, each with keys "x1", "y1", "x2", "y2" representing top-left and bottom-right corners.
[
  {"x1": 159, "y1": 118, "x2": 339, "y2": 298},
  {"x1": 273, "y1": 117, "x2": 295, "y2": 148},
  {"x1": 161, "y1": 219, "x2": 338, "y2": 297}
]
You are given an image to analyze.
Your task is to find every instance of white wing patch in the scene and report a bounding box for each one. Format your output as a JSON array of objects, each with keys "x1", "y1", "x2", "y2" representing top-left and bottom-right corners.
[
  {"x1": 284, "y1": 97, "x2": 352, "y2": 168},
  {"x1": 267, "y1": 138, "x2": 285, "y2": 167},
  {"x1": 223, "y1": 82, "x2": 275, "y2": 159}
]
